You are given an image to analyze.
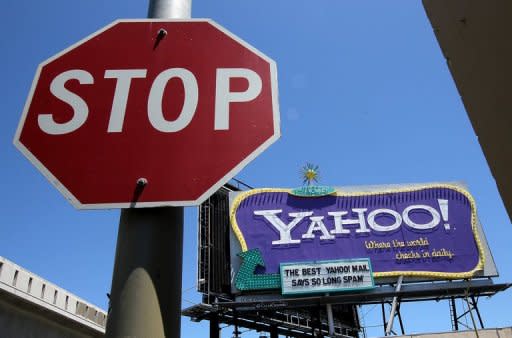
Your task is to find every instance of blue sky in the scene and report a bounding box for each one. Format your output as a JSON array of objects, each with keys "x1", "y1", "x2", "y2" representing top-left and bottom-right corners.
[{"x1": 1, "y1": 1, "x2": 510, "y2": 337}]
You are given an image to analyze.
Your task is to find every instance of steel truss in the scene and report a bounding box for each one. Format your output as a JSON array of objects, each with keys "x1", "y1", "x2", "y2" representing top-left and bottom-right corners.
[{"x1": 183, "y1": 279, "x2": 510, "y2": 337}]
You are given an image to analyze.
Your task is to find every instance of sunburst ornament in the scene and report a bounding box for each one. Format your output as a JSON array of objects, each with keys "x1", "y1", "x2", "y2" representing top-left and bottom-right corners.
[
  {"x1": 291, "y1": 164, "x2": 336, "y2": 197},
  {"x1": 301, "y1": 163, "x2": 320, "y2": 186}
]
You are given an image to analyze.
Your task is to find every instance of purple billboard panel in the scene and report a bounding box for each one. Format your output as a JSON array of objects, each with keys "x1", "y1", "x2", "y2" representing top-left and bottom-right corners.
[{"x1": 230, "y1": 184, "x2": 485, "y2": 279}]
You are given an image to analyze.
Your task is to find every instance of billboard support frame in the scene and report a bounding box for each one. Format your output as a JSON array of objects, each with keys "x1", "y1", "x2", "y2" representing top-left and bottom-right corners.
[
  {"x1": 190, "y1": 182, "x2": 511, "y2": 338},
  {"x1": 183, "y1": 278, "x2": 509, "y2": 337}
]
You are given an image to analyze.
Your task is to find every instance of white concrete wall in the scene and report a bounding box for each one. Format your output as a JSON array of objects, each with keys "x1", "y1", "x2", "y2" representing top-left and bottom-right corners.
[
  {"x1": 0, "y1": 256, "x2": 106, "y2": 337},
  {"x1": 0, "y1": 298, "x2": 96, "y2": 338},
  {"x1": 396, "y1": 327, "x2": 512, "y2": 338}
]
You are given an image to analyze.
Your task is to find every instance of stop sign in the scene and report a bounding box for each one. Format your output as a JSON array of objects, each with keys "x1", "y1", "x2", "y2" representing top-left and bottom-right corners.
[{"x1": 14, "y1": 19, "x2": 279, "y2": 209}]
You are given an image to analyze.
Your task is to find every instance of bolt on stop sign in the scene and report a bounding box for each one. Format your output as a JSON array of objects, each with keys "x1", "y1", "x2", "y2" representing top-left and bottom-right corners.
[{"x1": 14, "y1": 19, "x2": 280, "y2": 209}]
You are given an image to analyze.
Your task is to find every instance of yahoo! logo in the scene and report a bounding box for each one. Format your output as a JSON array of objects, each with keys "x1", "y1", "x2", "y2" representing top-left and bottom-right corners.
[{"x1": 254, "y1": 199, "x2": 451, "y2": 246}]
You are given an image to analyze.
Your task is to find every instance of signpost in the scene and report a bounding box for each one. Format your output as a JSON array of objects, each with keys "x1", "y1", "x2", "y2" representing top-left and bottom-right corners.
[{"x1": 14, "y1": 0, "x2": 280, "y2": 337}]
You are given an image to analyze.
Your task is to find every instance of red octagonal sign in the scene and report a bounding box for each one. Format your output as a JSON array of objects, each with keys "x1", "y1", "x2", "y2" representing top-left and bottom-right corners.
[{"x1": 14, "y1": 19, "x2": 280, "y2": 209}]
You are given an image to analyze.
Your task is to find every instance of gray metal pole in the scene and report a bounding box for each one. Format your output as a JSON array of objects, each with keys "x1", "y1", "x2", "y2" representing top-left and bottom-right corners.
[
  {"x1": 106, "y1": 2, "x2": 192, "y2": 338},
  {"x1": 385, "y1": 275, "x2": 403, "y2": 335},
  {"x1": 270, "y1": 325, "x2": 278, "y2": 338},
  {"x1": 105, "y1": 207, "x2": 183, "y2": 337},
  {"x1": 326, "y1": 303, "x2": 334, "y2": 336},
  {"x1": 325, "y1": 293, "x2": 335, "y2": 337},
  {"x1": 148, "y1": 0, "x2": 191, "y2": 19},
  {"x1": 210, "y1": 314, "x2": 220, "y2": 338}
]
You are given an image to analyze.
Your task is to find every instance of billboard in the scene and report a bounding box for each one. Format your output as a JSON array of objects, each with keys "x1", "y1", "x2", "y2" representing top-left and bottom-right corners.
[{"x1": 230, "y1": 183, "x2": 490, "y2": 293}]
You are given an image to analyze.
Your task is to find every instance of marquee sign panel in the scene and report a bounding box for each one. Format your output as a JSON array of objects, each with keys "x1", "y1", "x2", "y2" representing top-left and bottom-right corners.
[
  {"x1": 280, "y1": 258, "x2": 374, "y2": 295},
  {"x1": 230, "y1": 184, "x2": 485, "y2": 292}
]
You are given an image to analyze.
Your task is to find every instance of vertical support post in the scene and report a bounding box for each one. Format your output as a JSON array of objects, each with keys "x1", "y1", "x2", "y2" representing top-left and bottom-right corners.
[
  {"x1": 385, "y1": 275, "x2": 403, "y2": 336},
  {"x1": 316, "y1": 305, "x2": 323, "y2": 338},
  {"x1": 105, "y1": 207, "x2": 184, "y2": 337},
  {"x1": 233, "y1": 324, "x2": 240, "y2": 338},
  {"x1": 326, "y1": 302, "x2": 335, "y2": 336},
  {"x1": 210, "y1": 313, "x2": 220, "y2": 338},
  {"x1": 270, "y1": 325, "x2": 278, "y2": 338},
  {"x1": 310, "y1": 308, "x2": 316, "y2": 338},
  {"x1": 105, "y1": 2, "x2": 191, "y2": 338},
  {"x1": 148, "y1": 0, "x2": 191, "y2": 18},
  {"x1": 325, "y1": 293, "x2": 335, "y2": 336},
  {"x1": 233, "y1": 310, "x2": 240, "y2": 338},
  {"x1": 396, "y1": 303, "x2": 405, "y2": 335},
  {"x1": 450, "y1": 297, "x2": 459, "y2": 331},
  {"x1": 380, "y1": 302, "x2": 387, "y2": 336}
]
